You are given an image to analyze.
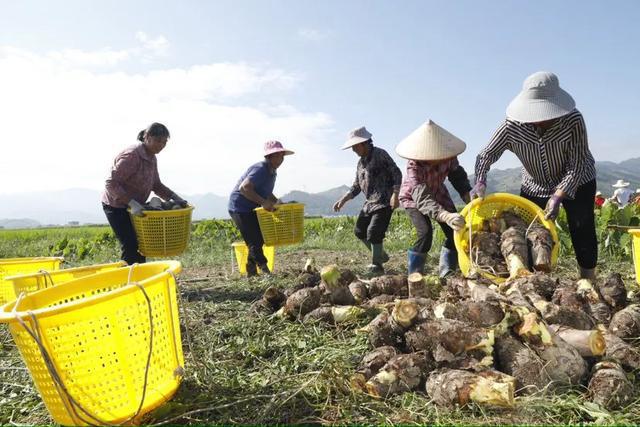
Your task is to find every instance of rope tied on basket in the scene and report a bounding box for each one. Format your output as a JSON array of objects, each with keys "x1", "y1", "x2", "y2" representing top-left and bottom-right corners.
[{"x1": 12, "y1": 263, "x2": 155, "y2": 426}]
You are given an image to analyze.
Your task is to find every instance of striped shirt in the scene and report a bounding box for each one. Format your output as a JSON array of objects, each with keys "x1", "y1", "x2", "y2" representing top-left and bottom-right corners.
[{"x1": 474, "y1": 109, "x2": 596, "y2": 199}]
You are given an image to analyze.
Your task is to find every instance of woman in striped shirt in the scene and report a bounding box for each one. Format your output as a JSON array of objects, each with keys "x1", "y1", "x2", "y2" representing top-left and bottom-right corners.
[{"x1": 473, "y1": 71, "x2": 597, "y2": 280}]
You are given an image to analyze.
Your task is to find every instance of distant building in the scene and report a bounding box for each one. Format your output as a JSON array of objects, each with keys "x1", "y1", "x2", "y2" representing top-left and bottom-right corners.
[{"x1": 67, "y1": 221, "x2": 80, "y2": 226}]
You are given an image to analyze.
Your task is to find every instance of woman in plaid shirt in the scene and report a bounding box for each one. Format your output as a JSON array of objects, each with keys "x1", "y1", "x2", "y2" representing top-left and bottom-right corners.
[{"x1": 396, "y1": 120, "x2": 471, "y2": 277}]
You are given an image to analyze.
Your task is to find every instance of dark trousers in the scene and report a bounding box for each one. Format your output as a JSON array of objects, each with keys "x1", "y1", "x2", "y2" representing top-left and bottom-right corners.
[
  {"x1": 405, "y1": 208, "x2": 455, "y2": 254},
  {"x1": 521, "y1": 179, "x2": 597, "y2": 269},
  {"x1": 354, "y1": 207, "x2": 393, "y2": 244},
  {"x1": 229, "y1": 211, "x2": 268, "y2": 268},
  {"x1": 102, "y1": 203, "x2": 146, "y2": 265}
]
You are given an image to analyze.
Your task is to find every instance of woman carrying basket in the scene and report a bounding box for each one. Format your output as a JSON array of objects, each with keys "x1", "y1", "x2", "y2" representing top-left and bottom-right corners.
[
  {"x1": 102, "y1": 122, "x2": 188, "y2": 265},
  {"x1": 396, "y1": 120, "x2": 472, "y2": 277},
  {"x1": 473, "y1": 71, "x2": 597, "y2": 281},
  {"x1": 228, "y1": 140, "x2": 294, "y2": 277}
]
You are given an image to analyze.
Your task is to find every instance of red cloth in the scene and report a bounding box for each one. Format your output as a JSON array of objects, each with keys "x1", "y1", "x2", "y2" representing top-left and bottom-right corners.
[{"x1": 594, "y1": 196, "x2": 605, "y2": 207}]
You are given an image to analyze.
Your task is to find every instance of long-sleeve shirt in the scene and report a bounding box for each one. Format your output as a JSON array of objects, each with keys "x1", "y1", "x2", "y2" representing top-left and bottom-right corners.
[
  {"x1": 475, "y1": 109, "x2": 596, "y2": 199},
  {"x1": 399, "y1": 158, "x2": 471, "y2": 218},
  {"x1": 347, "y1": 146, "x2": 403, "y2": 214},
  {"x1": 101, "y1": 143, "x2": 173, "y2": 208}
]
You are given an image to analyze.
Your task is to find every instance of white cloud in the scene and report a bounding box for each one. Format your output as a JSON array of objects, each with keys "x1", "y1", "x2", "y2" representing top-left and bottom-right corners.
[
  {"x1": 298, "y1": 28, "x2": 332, "y2": 42},
  {"x1": 0, "y1": 41, "x2": 351, "y2": 199},
  {"x1": 135, "y1": 31, "x2": 170, "y2": 57}
]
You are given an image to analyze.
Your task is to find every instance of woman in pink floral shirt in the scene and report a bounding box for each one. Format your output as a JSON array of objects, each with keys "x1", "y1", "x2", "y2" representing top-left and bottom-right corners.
[
  {"x1": 102, "y1": 122, "x2": 186, "y2": 264},
  {"x1": 396, "y1": 120, "x2": 471, "y2": 277}
]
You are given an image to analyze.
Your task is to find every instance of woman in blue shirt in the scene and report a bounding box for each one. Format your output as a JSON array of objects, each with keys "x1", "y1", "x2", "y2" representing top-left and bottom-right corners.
[{"x1": 228, "y1": 140, "x2": 294, "y2": 276}]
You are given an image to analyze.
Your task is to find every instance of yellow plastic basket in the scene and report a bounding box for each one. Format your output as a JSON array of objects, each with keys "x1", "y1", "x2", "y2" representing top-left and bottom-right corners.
[
  {"x1": 0, "y1": 257, "x2": 64, "y2": 305},
  {"x1": 130, "y1": 206, "x2": 194, "y2": 257},
  {"x1": 232, "y1": 242, "x2": 275, "y2": 275},
  {"x1": 454, "y1": 193, "x2": 559, "y2": 283},
  {"x1": 5, "y1": 261, "x2": 126, "y2": 297},
  {"x1": 0, "y1": 261, "x2": 184, "y2": 426},
  {"x1": 628, "y1": 229, "x2": 640, "y2": 285},
  {"x1": 255, "y1": 203, "x2": 304, "y2": 246}
]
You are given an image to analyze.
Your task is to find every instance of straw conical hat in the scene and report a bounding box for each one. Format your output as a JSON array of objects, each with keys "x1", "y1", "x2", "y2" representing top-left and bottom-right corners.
[
  {"x1": 395, "y1": 120, "x2": 466, "y2": 161},
  {"x1": 612, "y1": 179, "x2": 630, "y2": 188}
]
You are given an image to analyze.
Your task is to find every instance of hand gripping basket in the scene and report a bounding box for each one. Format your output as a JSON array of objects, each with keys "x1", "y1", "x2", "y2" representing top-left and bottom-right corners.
[
  {"x1": 130, "y1": 206, "x2": 194, "y2": 257},
  {"x1": 5, "y1": 261, "x2": 126, "y2": 297},
  {"x1": 255, "y1": 203, "x2": 304, "y2": 246},
  {"x1": 454, "y1": 193, "x2": 559, "y2": 283},
  {"x1": 0, "y1": 257, "x2": 64, "y2": 305},
  {"x1": 0, "y1": 261, "x2": 184, "y2": 426}
]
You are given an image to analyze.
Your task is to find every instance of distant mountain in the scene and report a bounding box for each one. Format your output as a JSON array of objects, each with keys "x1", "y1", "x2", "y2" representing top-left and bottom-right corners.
[
  {"x1": 0, "y1": 158, "x2": 639, "y2": 227},
  {"x1": 281, "y1": 186, "x2": 365, "y2": 216}
]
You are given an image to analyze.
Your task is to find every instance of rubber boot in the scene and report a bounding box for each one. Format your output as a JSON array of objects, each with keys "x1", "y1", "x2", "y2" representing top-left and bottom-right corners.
[
  {"x1": 258, "y1": 263, "x2": 271, "y2": 275},
  {"x1": 246, "y1": 261, "x2": 258, "y2": 278},
  {"x1": 361, "y1": 239, "x2": 389, "y2": 263},
  {"x1": 438, "y1": 246, "x2": 459, "y2": 278},
  {"x1": 366, "y1": 243, "x2": 386, "y2": 274},
  {"x1": 579, "y1": 266, "x2": 596, "y2": 281},
  {"x1": 407, "y1": 250, "x2": 427, "y2": 274}
]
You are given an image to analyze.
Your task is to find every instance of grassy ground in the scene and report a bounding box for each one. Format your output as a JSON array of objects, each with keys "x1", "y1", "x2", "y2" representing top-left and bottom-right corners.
[{"x1": 1, "y1": 214, "x2": 640, "y2": 425}]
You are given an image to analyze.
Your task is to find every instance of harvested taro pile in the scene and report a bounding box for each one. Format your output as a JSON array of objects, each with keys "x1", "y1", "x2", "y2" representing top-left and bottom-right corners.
[
  {"x1": 469, "y1": 209, "x2": 554, "y2": 279},
  {"x1": 251, "y1": 260, "x2": 640, "y2": 411}
]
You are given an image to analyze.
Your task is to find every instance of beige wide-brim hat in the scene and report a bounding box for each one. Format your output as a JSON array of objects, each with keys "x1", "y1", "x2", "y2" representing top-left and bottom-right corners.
[
  {"x1": 395, "y1": 119, "x2": 466, "y2": 161},
  {"x1": 612, "y1": 179, "x2": 630, "y2": 188},
  {"x1": 341, "y1": 126, "x2": 373, "y2": 150},
  {"x1": 506, "y1": 71, "x2": 576, "y2": 123}
]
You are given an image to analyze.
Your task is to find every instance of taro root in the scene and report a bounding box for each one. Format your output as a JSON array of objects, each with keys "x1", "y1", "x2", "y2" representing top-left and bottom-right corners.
[
  {"x1": 552, "y1": 282, "x2": 585, "y2": 311},
  {"x1": 350, "y1": 346, "x2": 398, "y2": 391},
  {"x1": 609, "y1": 304, "x2": 640, "y2": 340},
  {"x1": 367, "y1": 275, "x2": 408, "y2": 297},
  {"x1": 283, "y1": 287, "x2": 321, "y2": 319},
  {"x1": 433, "y1": 300, "x2": 504, "y2": 328},
  {"x1": 365, "y1": 311, "x2": 404, "y2": 348},
  {"x1": 534, "y1": 300, "x2": 596, "y2": 330},
  {"x1": 361, "y1": 294, "x2": 396, "y2": 310},
  {"x1": 470, "y1": 232, "x2": 508, "y2": 278},
  {"x1": 526, "y1": 224, "x2": 554, "y2": 272},
  {"x1": 494, "y1": 334, "x2": 550, "y2": 394},
  {"x1": 548, "y1": 325, "x2": 606, "y2": 357},
  {"x1": 501, "y1": 210, "x2": 528, "y2": 229},
  {"x1": 303, "y1": 305, "x2": 368, "y2": 324},
  {"x1": 365, "y1": 352, "x2": 433, "y2": 398},
  {"x1": 426, "y1": 368, "x2": 516, "y2": 408},
  {"x1": 296, "y1": 271, "x2": 321, "y2": 288},
  {"x1": 604, "y1": 332, "x2": 640, "y2": 370},
  {"x1": 535, "y1": 334, "x2": 588, "y2": 387},
  {"x1": 404, "y1": 319, "x2": 494, "y2": 362},
  {"x1": 249, "y1": 298, "x2": 276, "y2": 316},
  {"x1": 501, "y1": 226, "x2": 531, "y2": 279},
  {"x1": 587, "y1": 361, "x2": 634, "y2": 410},
  {"x1": 508, "y1": 273, "x2": 559, "y2": 300},
  {"x1": 264, "y1": 286, "x2": 286, "y2": 309},
  {"x1": 408, "y1": 273, "x2": 442, "y2": 299},
  {"x1": 598, "y1": 273, "x2": 627, "y2": 311},
  {"x1": 577, "y1": 279, "x2": 612, "y2": 325},
  {"x1": 348, "y1": 280, "x2": 369, "y2": 304},
  {"x1": 320, "y1": 265, "x2": 356, "y2": 306}
]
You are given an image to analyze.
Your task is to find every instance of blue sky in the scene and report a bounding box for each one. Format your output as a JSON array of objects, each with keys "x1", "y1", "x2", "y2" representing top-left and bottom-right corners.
[{"x1": 1, "y1": 0, "x2": 639, "y2": 196}]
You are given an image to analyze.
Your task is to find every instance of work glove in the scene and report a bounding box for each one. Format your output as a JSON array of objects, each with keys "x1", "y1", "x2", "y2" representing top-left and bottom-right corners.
[
  {"x1": 128, "y1": 199, "x2": 145, "y2": 217},
  {"x1": 470, "y1": 181, "x2": 486, "y2": 200},
  {"x1": 437, "y1": 211, "x2": 465, "y2": 231},
  {"x1": 170, "y1": 193, "x2": 189, "y2": 208},
  {"x1": 544, "y1": 195, "x2": 562, "y2": 220}
]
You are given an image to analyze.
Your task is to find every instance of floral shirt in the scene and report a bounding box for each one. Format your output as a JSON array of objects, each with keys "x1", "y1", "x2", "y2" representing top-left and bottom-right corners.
[
  {"x1": 399, "y1": 158, "x2": 471, "y2": 218},
  {"x1": 101, "y1": 143, "x2": 173, "y2": 208},
  {"x1": 348, "y1": 146, "x2": 403, "y2": 214}
]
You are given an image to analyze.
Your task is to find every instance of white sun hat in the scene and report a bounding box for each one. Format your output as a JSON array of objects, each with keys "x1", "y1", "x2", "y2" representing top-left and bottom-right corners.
[
  {"x1": 395, "y1": 119, "x2": 466, "y2": 161},
  {"x1": 506, "y1": 71, "x2": 576, "y2": 123},
  {"x1": 612, "y1": 179, "x2": 630, "y2": 188},
  {"x1": 341, "y1": 126, "x2": 373, "y2": 150},
  {"x1": 595, "y1": 191, "x2": 602, "y2": 196}
]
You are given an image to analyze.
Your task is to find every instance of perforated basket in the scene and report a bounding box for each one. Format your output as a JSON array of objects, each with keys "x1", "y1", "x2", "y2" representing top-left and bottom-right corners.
[
  {"x1": 5, "y1": 261, "x2": 126, "y2": 297},
  {"x1": 0, "y1": 257, "x2": 64, "y2": 305},
  {"x1": 629, "y1": 229, "x2": 640, "y2": 285},
  {"x1": 0, "y1": 261, "x2": 184, "y2": 426},
  {"x1": 454, "y1": 193, "x2": 559, "y2": 283},
  {"x1": 232, "y1": 242, "x2": 275, "y2": 274},
  {"x1": 130, "y1": 206, "x2": 194, "y2": 257},
  {"x1": 255, "y1": 203, "x2": 304, "y2": 246}
]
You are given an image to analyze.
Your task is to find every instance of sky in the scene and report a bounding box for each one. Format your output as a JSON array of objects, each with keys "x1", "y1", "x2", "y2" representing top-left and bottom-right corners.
[{"x1": 1, "y1": 0, "x2": 639, "y2": 198}]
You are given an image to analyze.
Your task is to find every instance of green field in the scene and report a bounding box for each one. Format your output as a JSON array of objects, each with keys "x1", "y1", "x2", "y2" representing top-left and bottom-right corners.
[{"x1": 1, "y1": 206, "x2": 640, "y2": 425}]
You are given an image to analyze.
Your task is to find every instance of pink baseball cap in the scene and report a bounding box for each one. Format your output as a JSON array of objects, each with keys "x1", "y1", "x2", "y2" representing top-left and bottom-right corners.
[{"x1": 264, "y1": 140, "x2": 294, "y2": 156}]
